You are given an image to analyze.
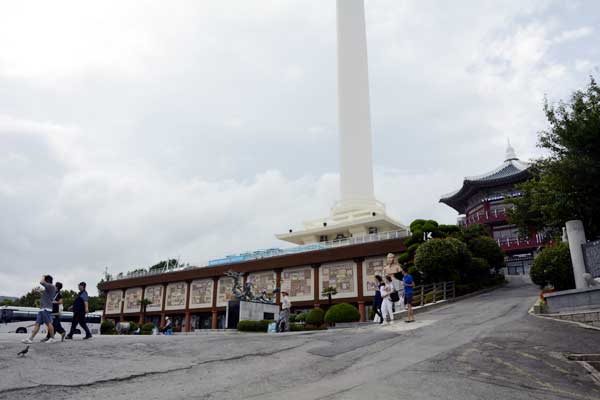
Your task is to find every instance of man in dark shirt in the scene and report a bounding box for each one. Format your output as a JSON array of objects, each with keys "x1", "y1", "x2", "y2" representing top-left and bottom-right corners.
[
  {"x1": 66, "y1": 281, "x2": 92, "y2": 340},
  {"x1": 43, "y1": 281, "x2": 66, "y2": 342}
]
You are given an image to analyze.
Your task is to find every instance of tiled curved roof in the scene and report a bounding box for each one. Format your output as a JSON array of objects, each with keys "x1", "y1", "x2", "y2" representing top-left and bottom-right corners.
[{"x1": 439, "y1": 144, "x2": 531, "y2": 214}]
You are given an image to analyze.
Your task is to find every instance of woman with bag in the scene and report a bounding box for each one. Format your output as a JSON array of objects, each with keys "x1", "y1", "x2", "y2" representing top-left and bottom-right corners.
[
  {"x1": 372, "y1": 275, "x2": 384, "y2": 324},
  {"x1": 380, "y1": 276, "x2": 395, "y2": 324}
]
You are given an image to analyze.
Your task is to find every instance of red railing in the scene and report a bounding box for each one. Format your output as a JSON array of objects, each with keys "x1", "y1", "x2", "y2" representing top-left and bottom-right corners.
[
  {"x1": 497, "y1": 235, "x2": 545, "y2": 251},
  {"x1": 465, "y1": 208, "x2": 512, "y2": 226}
]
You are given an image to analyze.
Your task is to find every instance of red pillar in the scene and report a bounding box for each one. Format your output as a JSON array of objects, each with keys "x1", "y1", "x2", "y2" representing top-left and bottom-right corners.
[
  {"x1": 355, "y1": 257, "x2": 366, "y2": 322},
  {"x1": 211, "y1": 277, "x2": 219, "y2": 330},
  {"x1": 275, "y1": 269, "x2": 282, "y2": 304},
  {"x1": 139, "y1": 286, "x2": 146, "y2": 325},
  {"x1": 184, "y1": 281, "x2": 192, "y2": 332},
  {"x1": 312, "y1": 264, "x2": 320, "y2": 308},
  {"x1": 160, "y1": 284, "x2": 167, "y2": 328},
  {"x1": 358, "y1": 301, "x2": 366, "y2": 323},
  {"x1": 119, "y1": 289, "x2": 125, "y2": 322}
]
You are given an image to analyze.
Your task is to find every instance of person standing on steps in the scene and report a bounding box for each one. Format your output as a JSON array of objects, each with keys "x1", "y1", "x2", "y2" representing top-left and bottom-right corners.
[
  {"x1": 66, "y1": 282, "x2": 92, "y2": 340},
  {"x1": 401, "y1": 268, "x2": 416, "y2": 323},
  {"x1": 380, "y1": 276, "x2": 395, "y2": 324},
  {"x1": 22, "y1": 275, "x2": 56, "y2": 344},
  {"x1": 372, "y1": 275, "x2": 384, "y2": 324},
  {"x1": 43, "y1": 281, "x2": 66, "y2": 342}
]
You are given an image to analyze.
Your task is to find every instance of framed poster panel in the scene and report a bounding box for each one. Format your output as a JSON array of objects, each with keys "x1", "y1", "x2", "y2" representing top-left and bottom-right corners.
[{"x1": 319, "y1": 261, "x2": 358, "y2": 299}]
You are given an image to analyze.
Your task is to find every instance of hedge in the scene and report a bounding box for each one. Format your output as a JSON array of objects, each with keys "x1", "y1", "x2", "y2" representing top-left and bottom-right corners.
[
  {"x1": 305, "y1": 308, "x2": 325, "y2": 326},
  {"x1": 128, "y1": 322, "x2": 138, "y2": 334},
  {"x1": 237, "y1": 320, "x2": 274, "y2": 332},
  {"x1": 100, "y1": 320, "x2": 116, "y2": 335},
  {"x1": 324, "y1": 303, "x2": 360, "y2": 323},
  {"x1": 290, "y1": 323, "x2": 327, "y2": 332},
  {"x1": 140, "y1": 322, "x2": 155, "y2": 335}
]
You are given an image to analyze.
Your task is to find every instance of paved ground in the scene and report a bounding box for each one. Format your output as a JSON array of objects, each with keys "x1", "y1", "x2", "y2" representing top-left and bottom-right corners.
[{"x1": 1, "y1": 280, "x2": 599, "y2": 400}]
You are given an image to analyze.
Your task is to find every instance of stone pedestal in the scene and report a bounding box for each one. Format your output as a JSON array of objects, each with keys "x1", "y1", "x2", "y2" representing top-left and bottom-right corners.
[{"x1": 225, "y1": 300, "x2": 280, "y2": 329}]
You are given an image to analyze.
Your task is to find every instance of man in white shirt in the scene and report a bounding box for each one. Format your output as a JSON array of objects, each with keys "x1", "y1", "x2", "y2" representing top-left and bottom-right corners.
[{"x1": 279, "y1": 291, "x2": 291, "y2": 332}]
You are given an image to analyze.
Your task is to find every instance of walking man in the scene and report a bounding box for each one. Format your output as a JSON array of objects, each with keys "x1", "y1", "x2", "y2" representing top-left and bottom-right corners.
[
  {"x1": 43, "y1": 281, "x2": 66, "y2": 342},
  {"x1": 401, "y1": 268, "x2": 416, "y2": 323},
  {"x1": 66, "y1": 282, "x2": 92, "y2": 340},
  {"x1": 278, "y1": 291, "x2": 291, "y2": 332},
  {"x1": 22, "y1": 275, "x2": 56, "y2": 344}
]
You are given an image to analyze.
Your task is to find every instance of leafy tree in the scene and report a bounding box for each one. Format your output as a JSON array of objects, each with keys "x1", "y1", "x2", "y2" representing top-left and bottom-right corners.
[
  {"x1": 467, "y1": 236, "x2": 505, "y2": 271},
  {"x1": 13, "y1": 289, "x2": 41, "y2": 307},
  {"x1": 414, "y1": 238, "x2": 471, "y2": 283},
  {"x1": 510, "y1": 77, "x2": 600, "y2": 239},
  {"x1": 462, "y1": 224, "x2": 488, "y2": 242},
  {"x1": 138, "y1": 298, "x2": 152, "y2": 313},
  {"x1": 321, "y1": 286, "x2": 338, "y2": 308},
  {"x1": 529, "y1": 243, "x2": 575, "y2": 291}
]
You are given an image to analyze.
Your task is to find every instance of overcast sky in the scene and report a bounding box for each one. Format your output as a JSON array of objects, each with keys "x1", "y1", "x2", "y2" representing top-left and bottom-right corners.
[{"x1": 1, "y1": 1, "x2": 599, "y2": 296}]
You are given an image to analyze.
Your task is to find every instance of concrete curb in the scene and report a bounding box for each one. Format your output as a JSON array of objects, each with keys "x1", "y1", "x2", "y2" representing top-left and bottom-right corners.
[{"x1": 528, "y1": 303, "x2": 600, "y2": 332}]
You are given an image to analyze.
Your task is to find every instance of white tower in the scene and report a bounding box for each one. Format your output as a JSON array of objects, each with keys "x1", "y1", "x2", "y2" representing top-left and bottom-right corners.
[
  {"x1": 334, "y1": 0, "x2": 377, "y2": 215},
  {"x1": 277, "y1": 0, "x2": 407, "y2": 245}
]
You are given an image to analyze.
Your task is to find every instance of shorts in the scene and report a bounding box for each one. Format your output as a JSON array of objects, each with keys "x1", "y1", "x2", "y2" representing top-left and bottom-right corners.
[
  {"x1": 36, "y1": 310, "x2": 52, "y2": 325},
  {"x1": 404, "y1": 293, "x2": 413, "y2": 306}
]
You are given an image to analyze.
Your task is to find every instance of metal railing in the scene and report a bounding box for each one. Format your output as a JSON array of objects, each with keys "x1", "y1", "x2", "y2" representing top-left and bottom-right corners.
[
  {"x1": 411, "y1": 281, "x2": 456, "y2": 307},
  {"x1": 109, "y1": 229, "x2": 408, "y2": 281}
]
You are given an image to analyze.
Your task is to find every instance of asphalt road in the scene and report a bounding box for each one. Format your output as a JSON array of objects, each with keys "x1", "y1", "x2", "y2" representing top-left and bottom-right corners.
[{"x1": 1, "y1": 280, "x2": 599, "y2": 400}]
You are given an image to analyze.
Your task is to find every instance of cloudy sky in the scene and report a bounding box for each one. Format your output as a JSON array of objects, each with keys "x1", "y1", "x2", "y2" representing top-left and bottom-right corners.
[{"x1": 1, "y1": 0, "x2": 599, "y2": 296}]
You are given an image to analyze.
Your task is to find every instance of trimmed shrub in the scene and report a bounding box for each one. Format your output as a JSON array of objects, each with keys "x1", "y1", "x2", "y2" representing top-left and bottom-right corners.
[
  {"x1": 290, "y1": 323, "x2": 327, "y2": 332},
  {"x1": 141, "y1": 322, "x2": 155, "y2": 335},
  {"x1": 101, "y1": 320, "x2": 116, "y2": 335},
  {"x1": 530, "y1": 243, "x2": 575, "y2": 291},
  {"x1": 305, "y1": 308, "x2": 325, "y2": 326},
  {"x1": 237, "y1": 320, "x2": 273, "y2": 332},
  {"x1": 295, "y1": 312, "x2": 306, "y2": 322},
  {"x1": 324, "y1": 303, "x2": 360, "y2": 324},
  {"x1": 128, "y1": 322, "x2": 138, "y2": 334}
]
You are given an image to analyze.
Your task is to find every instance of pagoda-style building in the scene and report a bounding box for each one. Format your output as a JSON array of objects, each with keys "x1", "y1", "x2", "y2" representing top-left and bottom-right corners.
[{"x1": 440, "y1": 142, "x2": 544, "y2": 275}]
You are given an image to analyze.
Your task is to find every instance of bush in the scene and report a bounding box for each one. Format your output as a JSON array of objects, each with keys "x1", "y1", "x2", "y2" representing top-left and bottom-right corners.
[
  {"x1": 141, "y1": 322, "x2": 155, "y2": 334},
  {"x1": 237, "y1": 320, "x2": 273, "y2": 332},
  {"x1": 101, "y1": 320, "x2": 116, "y2": 335},
  {"x1": 305, "y1": 308, "x2": 325, "y2": 326},
  {"x1": 324, "y1": 303, "x2": 360, "y2": 324},
  {"x1": 295, "y1": 312, "x2": 306, "y2": 322},
  {"x1": 414, "y1": 238, "x2": 471, "y2": 283},
  {"x1": 468, "y1": 236, "x2": 505, "y2": 271},
  {"x1": 290, "y1": 323, "x2": 327, "y2": 332},
  {"x1": 128, "y1": 322, "x2": 138, "y2": 334},
  {"x1": 530, "y1": 243, "x2": 575, "y2": 291}
]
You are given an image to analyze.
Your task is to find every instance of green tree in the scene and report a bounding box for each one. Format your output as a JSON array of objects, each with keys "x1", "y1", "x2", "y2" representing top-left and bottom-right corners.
[
  {"x1": 467, "y1": 236, "x2": 505, "y2": 271},
  {"x1": 529, "y1": 243, "x2": 575, "y2": 291},
  {"x1": 321, "y1": 286, "x2": 338, "y2": 308},
  {"x1": 13, "y1": 289, "x2": 41, "y2": 307},
  {"x1": 510, "y1": 77, "x2": 600, "y2": 239},
  {"x1": 414, "y1": 238, "x2": 472, "y2": 283}
]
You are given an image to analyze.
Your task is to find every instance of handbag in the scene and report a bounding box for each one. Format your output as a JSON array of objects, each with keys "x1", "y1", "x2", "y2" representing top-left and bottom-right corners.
[{"x1": 390, "y1": 290, "x2": 400, "y2": 302}]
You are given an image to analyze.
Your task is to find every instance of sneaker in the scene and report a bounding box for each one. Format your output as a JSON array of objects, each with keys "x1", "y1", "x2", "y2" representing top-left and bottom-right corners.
[
  {"x1": 83, "y1": 335, "x2": 92, "y2": 340},
  {"x1": 40, "y1": 337, "x2": 50, "y2": 343},
  {"x1": 64, "y1": 335, "x2": 73, "y2": 340},
  {"x1": 61, "y1": 332, "x2": 66, "y2": 342},
  {"x1": 21, "y1": 338, "x2": 33, "y2": 344},
  {"x1": 45, "y1": 338, "x2": 55, "y2": 343}
]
